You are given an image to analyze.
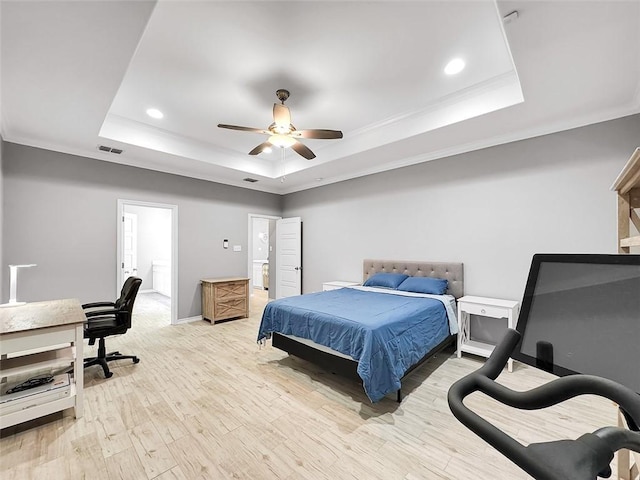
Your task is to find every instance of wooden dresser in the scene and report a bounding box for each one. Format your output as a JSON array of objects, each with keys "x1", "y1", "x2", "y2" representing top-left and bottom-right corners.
[{"x1": 201, "y1": 277, "x2": 249, "y2": 324}]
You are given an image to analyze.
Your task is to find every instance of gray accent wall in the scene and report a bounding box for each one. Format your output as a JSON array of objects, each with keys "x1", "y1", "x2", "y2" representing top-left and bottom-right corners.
[
  {"x1": 1, "y1": 143, "x2": 281, "y2": 318},
  {"x1": 282, "y1": 114, "x2": 640, "y2": 302}
]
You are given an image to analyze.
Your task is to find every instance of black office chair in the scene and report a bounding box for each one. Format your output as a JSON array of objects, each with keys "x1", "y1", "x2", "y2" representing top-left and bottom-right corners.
[{"x1": 82, "y1": 276, "x2": 142, "y2": 378}]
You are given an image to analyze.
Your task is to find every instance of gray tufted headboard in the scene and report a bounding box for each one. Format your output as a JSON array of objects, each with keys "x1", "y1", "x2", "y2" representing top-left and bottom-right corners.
[{"x1": 363, "y1": 259, "x2": 464, "y2": 299}]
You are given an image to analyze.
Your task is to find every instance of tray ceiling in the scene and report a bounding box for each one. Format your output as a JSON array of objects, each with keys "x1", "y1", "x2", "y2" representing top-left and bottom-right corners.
[{"x1": 2, "y1": 1, "x2": 639, "y2": 194}]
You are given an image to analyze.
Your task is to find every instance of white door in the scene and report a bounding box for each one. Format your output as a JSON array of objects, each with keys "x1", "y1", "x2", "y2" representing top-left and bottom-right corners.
[
  {"x1": 122, "y1": 212, "x2": 138, "y2": 283},
  {"x1": 276, "y1": 217, "x2": 302, "y2": 299}
]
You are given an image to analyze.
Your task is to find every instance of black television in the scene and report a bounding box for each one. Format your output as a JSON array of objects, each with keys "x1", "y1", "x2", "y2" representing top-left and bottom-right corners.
[{"x1": 512, "y1": 254, "x2": 640, "y2": 394}]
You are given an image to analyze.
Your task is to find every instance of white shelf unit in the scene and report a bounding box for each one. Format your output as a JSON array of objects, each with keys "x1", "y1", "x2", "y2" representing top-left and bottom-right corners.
[
  {"x1": 456, "y1": 295, "x2": 519, "y2": 372},
  {"x1": 322, "y1": 281, "x2": 360, "y2": 291},
  {"x1": 0, "y1": 299, "x2": 84, "y2": 429}
]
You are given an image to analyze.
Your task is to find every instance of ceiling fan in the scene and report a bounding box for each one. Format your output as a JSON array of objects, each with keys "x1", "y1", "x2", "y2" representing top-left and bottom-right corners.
[{"x1": 217, "y1": 89, "x2": 343, "y2": 160}]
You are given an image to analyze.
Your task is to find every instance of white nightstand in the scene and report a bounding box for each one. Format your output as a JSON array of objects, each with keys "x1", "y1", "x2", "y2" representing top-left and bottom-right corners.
[
  {"x1": 457, "y1": 295, "x2": 520, "y2": 372},
  {"x1": 322, "y1": 281, "x2": 360, "y2": 291}
]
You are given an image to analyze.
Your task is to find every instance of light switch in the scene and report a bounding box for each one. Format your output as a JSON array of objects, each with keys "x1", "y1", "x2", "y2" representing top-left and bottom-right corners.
[{"x1": 233, "y1": 245, "x2": 242, "y2": 252}]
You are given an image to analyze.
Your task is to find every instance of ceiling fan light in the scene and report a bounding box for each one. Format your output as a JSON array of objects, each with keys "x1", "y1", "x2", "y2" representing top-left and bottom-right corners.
[
  {"x1": 268, "y1": 134, "x2": 296, "y2": 148},
  {"x1": 273, "y1": 124, "x2": 290, "y2": 134}
]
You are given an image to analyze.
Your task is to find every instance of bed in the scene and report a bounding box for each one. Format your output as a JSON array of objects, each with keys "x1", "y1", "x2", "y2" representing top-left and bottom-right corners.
[{"x1": 257, "y1": 259, "x2": 464, "y2": 402}]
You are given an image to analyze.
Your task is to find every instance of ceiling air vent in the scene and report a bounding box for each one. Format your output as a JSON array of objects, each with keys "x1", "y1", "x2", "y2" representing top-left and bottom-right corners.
[
  {"x1": 243, "y1": 177, "x2": 258, "y2": 183},
  {"x1": 98, "y1": 145, "x2": 123, "y2": 154}
]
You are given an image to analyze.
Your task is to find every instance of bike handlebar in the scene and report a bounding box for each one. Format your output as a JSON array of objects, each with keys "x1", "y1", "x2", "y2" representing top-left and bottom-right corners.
[{"x1": 447, "y1": 328, "x2": 640, "y2": 480}]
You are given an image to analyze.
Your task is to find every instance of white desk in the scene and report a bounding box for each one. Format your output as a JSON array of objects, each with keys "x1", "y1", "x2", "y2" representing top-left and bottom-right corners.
[{"x1": 0, "y1": 299, "x2": 84, "y2": 428}]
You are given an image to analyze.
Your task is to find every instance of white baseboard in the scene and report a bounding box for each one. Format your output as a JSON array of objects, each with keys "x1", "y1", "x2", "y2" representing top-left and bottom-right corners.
[
  {"x1": 175, "y1": 315, "x2": 202, "y2": 325},
  {"x1": 139, "y1": 289, "x2": 155, "y2": 294}
]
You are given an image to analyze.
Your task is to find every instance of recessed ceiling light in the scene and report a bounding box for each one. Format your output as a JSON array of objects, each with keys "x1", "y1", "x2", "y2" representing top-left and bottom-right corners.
[
  {"x1": 146, "y1": 108, "x2": 164, "y2": 119},
  {"x1": 444, "y1": 58, "x2": 465, "y2": 75}
]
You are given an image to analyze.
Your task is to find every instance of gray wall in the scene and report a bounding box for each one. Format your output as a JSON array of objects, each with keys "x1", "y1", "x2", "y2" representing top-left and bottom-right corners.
[
  {"x1": 283, "y1": 114, "x2": 640, "y2": 302},
  {"x1": 1, "y1": 142, "x2": 281, "y2": 318},
  {"x1": 2, "y1": 114, "x2": 638, "y2": 315}
]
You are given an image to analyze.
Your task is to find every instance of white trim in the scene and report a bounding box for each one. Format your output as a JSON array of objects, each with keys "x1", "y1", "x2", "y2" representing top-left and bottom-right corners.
[
  {"x1": 0, "y1": 135, "x2": 285, "y2": 195},
  {"x1": 100, "y1": 113, "x2": 274, "y2": 177},
  {"x1": 247, "y1": 213, "x2": 280, "y2": 295},
  {"x1": 4, "y1": 98, "x2": 639, "y2": 197},
  {"x1": 138, "y1": 288, "x2": 155, "y2": 294},
  {"x1": 175, "y1": 315, "x2": 202, "y2": 325},
  {"x1": 117, "y1": 199, "x2": 179, "y2": 325},
  {"x1": 278, "y1": 104, "x2": 640, "y2": 195}
]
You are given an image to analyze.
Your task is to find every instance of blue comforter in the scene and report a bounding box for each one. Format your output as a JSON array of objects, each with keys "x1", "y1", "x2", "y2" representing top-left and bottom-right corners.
[{"x1": 257, "y1": 287, "x2": 452, "y2": 402}]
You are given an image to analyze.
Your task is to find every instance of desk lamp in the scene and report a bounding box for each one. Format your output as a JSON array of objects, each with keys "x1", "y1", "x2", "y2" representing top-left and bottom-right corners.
[{"x1": 0, "y1": 264, "x2": 37, "y2": 307}]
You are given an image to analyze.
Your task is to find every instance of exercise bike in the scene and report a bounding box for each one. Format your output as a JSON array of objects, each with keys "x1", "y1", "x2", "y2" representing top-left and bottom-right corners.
[{"x1": 448, "y1": 328, "x2": 640, "y2": 480}]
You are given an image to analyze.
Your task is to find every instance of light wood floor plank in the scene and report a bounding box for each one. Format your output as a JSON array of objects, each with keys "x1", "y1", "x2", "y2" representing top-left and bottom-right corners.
[
  {"x1": 105, "y1": 444, "x2": 149, "y2": 480},
  {"x1": 128, "y1": 420, "x2": 178, "y2": 479}
]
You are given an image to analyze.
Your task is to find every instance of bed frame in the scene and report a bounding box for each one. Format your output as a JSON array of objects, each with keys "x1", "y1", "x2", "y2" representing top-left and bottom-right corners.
[{"x1": 272, "y1": 259, "x2": 464, "y2": 402}]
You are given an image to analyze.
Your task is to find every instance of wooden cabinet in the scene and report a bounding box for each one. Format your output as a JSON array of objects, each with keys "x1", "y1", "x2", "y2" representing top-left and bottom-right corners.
[
  {"x1": 201, "y1": 277, "x2": 249, "y2": 324},
  {"x1": 612, "y1": 148, "x2": 640, "y2": 253}
]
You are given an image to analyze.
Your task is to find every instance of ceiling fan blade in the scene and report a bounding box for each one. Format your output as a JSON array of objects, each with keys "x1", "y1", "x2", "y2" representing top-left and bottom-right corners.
[
  {"x1": 218, "y1": 124, "x2": 268, "y2": 134},
  {"x1": 248, "y1": 141, "x2": 273, "y2": 156},
  {"x1": 294, "y1": 129, "x2": 343, "y2": 140},
  {"x1": 291, "y1": 140, "x2": 316, "y2": 160},
  {"x1": 273, "y1": 103, "x2": 291, "y2": 129}
]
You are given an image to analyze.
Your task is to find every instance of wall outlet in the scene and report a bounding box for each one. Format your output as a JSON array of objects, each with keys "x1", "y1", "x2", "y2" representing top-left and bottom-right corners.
[{"x1": 233, "y1": 245, "x2": 242, "y2": 252}]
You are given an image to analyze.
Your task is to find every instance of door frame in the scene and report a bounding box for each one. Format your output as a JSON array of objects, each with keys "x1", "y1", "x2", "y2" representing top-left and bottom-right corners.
[
  {"x1": 117, "y1": 199, "x2": 179, "y2": 324},
  {"x1": 247, "y1": 213, "x2": 281, "y2": 296}
]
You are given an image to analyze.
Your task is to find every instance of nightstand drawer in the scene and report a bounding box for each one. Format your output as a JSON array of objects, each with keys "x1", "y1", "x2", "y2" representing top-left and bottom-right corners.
[{"x1": 459, "y1": 302, "x2": 508, "y2": 319}]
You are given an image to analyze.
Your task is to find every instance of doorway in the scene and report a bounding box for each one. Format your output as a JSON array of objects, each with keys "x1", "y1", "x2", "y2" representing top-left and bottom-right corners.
[
  {"x1": 117, "y1": 200, "x2": 178, "y2": 324},
  {"x1": 247, "y1": 214, "x2": 302, "y2": 300},
  {"x1": 247, "y1": 214, "x2": 279, "y2": 300}
]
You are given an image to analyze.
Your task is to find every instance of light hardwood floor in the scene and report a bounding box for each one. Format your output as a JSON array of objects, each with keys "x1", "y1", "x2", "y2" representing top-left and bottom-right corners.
[{"x1": 0, "y1": 290, "x2": 621, "y2": 479}]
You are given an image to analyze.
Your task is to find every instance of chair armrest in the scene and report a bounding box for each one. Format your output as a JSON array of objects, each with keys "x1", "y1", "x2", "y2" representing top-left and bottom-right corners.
[
  {"x1": 82, "y1": 301, "x2": 115, "y2": 309},
  {"x1": 85, "y1": 308, "x2": 118, "y2": 318}
]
